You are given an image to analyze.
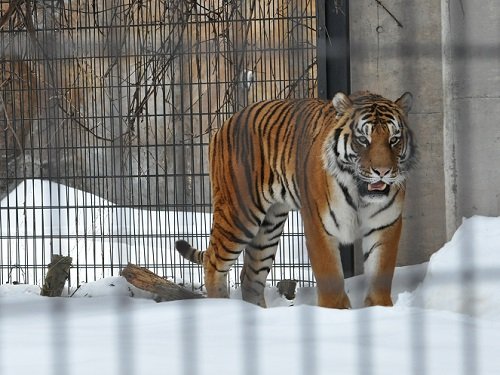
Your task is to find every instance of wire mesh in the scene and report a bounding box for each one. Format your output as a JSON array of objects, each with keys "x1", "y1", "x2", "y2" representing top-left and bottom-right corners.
[{"x1": 0, "y1": 0, "x2": 318, "y2": 290}]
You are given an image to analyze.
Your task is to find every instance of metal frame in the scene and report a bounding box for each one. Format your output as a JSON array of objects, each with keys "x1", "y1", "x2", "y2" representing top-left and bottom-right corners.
[{"x1": 0, "y1": 0, "x2": 351, "y2": 288}]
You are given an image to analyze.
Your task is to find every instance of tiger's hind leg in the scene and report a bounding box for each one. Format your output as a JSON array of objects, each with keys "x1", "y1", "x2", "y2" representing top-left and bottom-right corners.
[
  {"x1": 203, "y1": 209, "x2": 262, "y2": 299},
  {"x1": 240, "y1": 205, "x2": 289, "y2": 307}
]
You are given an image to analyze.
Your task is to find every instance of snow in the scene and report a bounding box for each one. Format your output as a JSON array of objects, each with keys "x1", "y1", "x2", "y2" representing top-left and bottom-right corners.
[
  {"x1": 0, "y1": 180, "x2": 307, "y2": 286},
  {"x1": 1, "y1": 181, "x2": 500, "y2": 374},
  {"x1": 397, "y1": 216, "x2": 500, "y2": 320},
  {"x1": 0, "y1": 179, "x2": 214, "y2": 285}
]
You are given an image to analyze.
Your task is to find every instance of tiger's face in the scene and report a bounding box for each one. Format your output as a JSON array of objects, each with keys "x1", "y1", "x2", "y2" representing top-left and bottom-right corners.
[{"x1": 326, "y1": 91, "x2": 415, "y2": 202}]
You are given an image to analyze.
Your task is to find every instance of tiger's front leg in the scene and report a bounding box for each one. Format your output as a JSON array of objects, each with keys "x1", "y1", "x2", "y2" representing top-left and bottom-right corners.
[
  {"x1": 362, "y1": 215, "x2": 403, "y2": 307},
  {"x1": 302, "y1": 218, "x2": 351, "y2": 309}
]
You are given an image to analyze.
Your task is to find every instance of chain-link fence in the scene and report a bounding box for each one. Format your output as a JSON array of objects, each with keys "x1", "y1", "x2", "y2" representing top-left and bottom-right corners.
[{"x1": 0, "y1": 0, "x2": 324, "y2": 289}]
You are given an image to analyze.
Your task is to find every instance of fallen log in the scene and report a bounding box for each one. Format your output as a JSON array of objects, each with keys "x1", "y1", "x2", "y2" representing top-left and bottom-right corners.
[
  {"x1": 121, "y1": 263, "x2": 204, "y2": 302},
  {"x1": 41, "y1": 255, "x2": 73, "y2": 297}
]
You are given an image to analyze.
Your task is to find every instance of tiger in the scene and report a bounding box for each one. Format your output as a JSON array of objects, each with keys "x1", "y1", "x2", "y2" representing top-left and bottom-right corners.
[{"x1": 176, "y1": 91, "x2": 415, "y2": 308}]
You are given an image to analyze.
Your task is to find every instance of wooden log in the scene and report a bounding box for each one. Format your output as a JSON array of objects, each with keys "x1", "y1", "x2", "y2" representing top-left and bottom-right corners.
[
  {"x1": 121, "y1": 263, "x2": 204, "y2": 302},
  {"x1": 41, "y1": 255, "x2": 73, "y2": 297}
]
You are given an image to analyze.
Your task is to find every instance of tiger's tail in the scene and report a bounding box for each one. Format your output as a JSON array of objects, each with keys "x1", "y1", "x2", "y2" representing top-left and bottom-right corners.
[{"x1": 175, "y1": 240, "x2": 205, "y2": 265}]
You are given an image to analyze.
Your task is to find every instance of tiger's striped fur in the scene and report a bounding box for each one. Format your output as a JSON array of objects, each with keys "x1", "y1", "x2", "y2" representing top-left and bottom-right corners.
[{"x1": 176, "y1": 91, "x2": 415, "y2": 308}]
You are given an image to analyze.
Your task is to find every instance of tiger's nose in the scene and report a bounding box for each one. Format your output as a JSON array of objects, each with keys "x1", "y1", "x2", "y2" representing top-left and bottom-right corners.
[{"x1": 373, "y1": 167, "x2": 391, "y2": 177}]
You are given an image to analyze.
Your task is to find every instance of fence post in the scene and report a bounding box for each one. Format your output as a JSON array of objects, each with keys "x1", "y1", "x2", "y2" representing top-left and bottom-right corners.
[
  {"x1": 316, "y1": 0, "x2": 351, "y2": 98},
  {"x1": 316, "y1": 0, "x2": 354, "y2": 277}
]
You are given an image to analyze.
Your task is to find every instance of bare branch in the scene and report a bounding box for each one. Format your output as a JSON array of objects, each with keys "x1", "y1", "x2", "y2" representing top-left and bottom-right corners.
[{"x1": 373, "y1": 0, "x2": 404, "y2": 28}]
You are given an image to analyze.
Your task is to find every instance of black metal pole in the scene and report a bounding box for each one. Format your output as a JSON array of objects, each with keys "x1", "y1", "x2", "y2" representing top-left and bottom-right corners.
[
  {"x1": 317, "y1": 0, "x2": 351, "y2": 99},
  {"x1": 317, "y1": 0, "x2": 353, "y2": 277}
]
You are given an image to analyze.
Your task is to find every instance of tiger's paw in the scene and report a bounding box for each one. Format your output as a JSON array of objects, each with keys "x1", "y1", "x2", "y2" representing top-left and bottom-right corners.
[
  {"x1": 318, "y1": 292, "x2": 351, "y2": 309},
  {"x1": 364, "y1": 292, "x2": 393, "y2": 307}
]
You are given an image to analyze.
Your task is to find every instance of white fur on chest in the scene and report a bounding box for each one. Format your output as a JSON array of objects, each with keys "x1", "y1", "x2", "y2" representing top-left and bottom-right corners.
[
  {"x1": 320, "y1": 175, "x2": 360, "y2": 244},
  {"x1": 358, "y1": 190, "x2": 402, "y2": 233}
]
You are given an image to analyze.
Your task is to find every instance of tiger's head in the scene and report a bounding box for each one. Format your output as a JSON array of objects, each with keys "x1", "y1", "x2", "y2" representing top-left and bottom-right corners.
[{"x1": 324, "y1": 91, "x2": 415, "y2": 202}]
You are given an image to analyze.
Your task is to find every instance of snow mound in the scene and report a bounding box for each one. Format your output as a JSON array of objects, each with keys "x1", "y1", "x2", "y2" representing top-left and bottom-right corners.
[
  {"x1": 0, "y1": 283, "x2": 41, "y2": 298},
  {"x1": 69, "y1": 276, "x2": 155, "y2": 299},
  {"x1": 397, "y1": 216, "x2": 500, "y2": 320}
]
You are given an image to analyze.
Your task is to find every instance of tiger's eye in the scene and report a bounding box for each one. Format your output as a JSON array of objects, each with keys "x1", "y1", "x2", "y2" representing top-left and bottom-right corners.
[
  {"x1": 390, "y1": 137, "x2": 400, "y2": 146},
  {"x1": 357, "y1": 136, "x2": 369, "y2": 146}
]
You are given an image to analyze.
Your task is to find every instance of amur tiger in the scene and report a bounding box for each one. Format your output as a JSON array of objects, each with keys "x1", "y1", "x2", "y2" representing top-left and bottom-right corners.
[{"x1": 176, "y1": 91, "x2": 415, "y2": 308}]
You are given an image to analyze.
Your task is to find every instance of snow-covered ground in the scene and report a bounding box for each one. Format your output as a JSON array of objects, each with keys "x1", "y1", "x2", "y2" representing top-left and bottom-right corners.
[
  {"x1": 0, "y1": 180, "x2": 307, "y2": 286},
  {"x1": 1, "y1": 182, "x2": 500, "y2": 374}
]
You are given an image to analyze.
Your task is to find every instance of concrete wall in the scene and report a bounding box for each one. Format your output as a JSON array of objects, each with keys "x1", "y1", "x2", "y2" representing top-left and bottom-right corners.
[
  {"x1": 350, "y1": 0, "x2": 446, "y2": 266},
  {"x1": 349, "y1": 0, "x2": 500, "y2": 267},
  {"x1": 443, "y1": 0, "x2": 500, "y2": 233}
]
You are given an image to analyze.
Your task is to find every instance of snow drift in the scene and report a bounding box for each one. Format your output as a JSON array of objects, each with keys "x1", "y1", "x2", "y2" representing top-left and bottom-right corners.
[{"x1": 1, "y1": 181, "x2": 500, "y2": 374}]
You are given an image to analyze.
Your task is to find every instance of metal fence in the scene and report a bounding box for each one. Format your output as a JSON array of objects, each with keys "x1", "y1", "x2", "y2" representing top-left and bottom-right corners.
[{"x1": 0, "y1": 0, "x2": 333, "y2": 290}]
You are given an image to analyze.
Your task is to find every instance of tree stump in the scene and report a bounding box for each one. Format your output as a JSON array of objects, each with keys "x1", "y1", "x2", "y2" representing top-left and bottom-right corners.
[
  {"x1": 41, "y1": 255, "x2": 73, "y2": 297},
  {"x1": 277, "y1": 279, "x2": 297, "y2": 300},
  {"x1": 121, "y1": 263, "x2": 204, "y2": 302}
]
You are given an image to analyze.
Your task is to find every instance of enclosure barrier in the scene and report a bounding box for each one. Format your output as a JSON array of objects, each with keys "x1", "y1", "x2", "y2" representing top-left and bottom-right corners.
[{"x1": 0, "y1": 1, "x2": 497, "y2": 375}]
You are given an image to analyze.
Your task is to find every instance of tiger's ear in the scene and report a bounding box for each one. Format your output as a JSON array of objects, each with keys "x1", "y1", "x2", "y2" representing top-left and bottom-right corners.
[
  {"x1": 396, "y1": 92, "x2": 413, "y2": 114},
  {"x1": 332, "y1": 92, "x2": 352, "y2": 115}
]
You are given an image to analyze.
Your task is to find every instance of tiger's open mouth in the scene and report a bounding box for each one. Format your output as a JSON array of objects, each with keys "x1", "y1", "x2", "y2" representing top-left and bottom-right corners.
[
  {"x1": 368, "y1": 181, "x2": 388, "y2": 192},
  {"x1": 359, "y1": 181, "x2": 391, "y2": 196}
]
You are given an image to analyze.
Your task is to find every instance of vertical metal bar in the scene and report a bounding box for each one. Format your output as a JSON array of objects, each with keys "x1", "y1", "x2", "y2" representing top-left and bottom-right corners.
[
  {"x1": 317, "y1": 0, "x2": 350, "y2": 99},
  {"x1": 339, "y1": 243, "x2": 354, "y2": 278},
  {"x1": 316, "y1": 0, "x2": 353, "y2": 276}
]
